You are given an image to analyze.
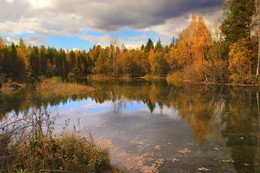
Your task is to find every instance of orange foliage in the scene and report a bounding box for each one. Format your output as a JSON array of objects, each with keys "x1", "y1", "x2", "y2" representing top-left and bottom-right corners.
[
  {"x1": 17, "y1": 47, "x2": 29, "y2": 68},
  {"x1": 191, "y1": 16, "x2": 212, "y2": 63},
  {"x1": 228, "y1": 39, "x2": 253, "y2": 83}
]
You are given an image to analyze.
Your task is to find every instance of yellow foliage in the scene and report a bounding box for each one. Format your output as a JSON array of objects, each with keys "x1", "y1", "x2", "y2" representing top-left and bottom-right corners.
[
  {"x1": 176, "y1": 14, "x2": 212, "y2": 66},
  {"x1": 17, "y1": 47, "x2": 29, "y2": 68},
  {"x1": 228, "y1": 39, "x2": 253, "y2": 83}
]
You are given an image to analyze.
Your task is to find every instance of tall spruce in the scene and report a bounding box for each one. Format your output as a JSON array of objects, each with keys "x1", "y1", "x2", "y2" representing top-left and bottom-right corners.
[
  {"x1": 220, "y1": 0, "x2": 255, "y2": 58},
  {"x1": 220, "y1": 0, "x2": 255, "y2": 43},
  {"x1": 145, "y1": 38, "x2": 154, "y2": 53}
]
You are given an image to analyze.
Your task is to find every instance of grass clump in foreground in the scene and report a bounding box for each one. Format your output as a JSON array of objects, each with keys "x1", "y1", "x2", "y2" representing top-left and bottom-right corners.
[
  {"x1": 0, "y1": 107, "x2": 123, "y2": 173},
  {"x1": 0, "y1": 134, "x2": 123, "y2": 173},
  {"x1": 37, "y1": 77, "x2": 95, "y2": 96}
]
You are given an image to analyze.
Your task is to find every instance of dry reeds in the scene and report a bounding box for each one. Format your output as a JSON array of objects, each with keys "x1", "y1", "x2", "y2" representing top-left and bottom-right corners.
[{"x1": 37, "y1": 77, "x2": 95, "y2": 96}]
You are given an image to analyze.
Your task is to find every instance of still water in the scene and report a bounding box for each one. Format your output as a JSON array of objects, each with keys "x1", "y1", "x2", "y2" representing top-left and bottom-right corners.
[{"x1": 1, "y1": 79, "x2": 260, "y2": 172}]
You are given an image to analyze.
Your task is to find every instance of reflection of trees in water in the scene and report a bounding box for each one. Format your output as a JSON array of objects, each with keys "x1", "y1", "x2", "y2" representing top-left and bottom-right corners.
[
  {"x1": 0, "y1": 90, "x2": 90, "y2": 119},
  {"x1": 113, "y1": 99, "x2": 125, "y2": 117},
  {"x1": 164, "y1": 84, "x2": 228, "y2": 146},
  {"x1": 1, "y1": 79, "x2": 260, "y2": 172},
  {"x1": 221, "y1": 88, "x2": 260, "y2": 173},
  {"x1": 257, "y1": 92, "x2": 260, "y2": 173}
]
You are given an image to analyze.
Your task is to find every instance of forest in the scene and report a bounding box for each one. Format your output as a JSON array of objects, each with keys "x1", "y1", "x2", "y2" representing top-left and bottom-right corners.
[{"x1": 0, "y1": 0, "x2": 259, "y2": 85}]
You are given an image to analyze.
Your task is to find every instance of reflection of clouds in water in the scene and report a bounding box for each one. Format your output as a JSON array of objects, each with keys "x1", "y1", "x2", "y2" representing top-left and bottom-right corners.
[
  {"x1": 153, "y1": 106, "x2": 180, "y2": 120},
  {"x1": 83, "y1": 100, "x2": 114, "y2": 113},
  {"x1": 53, "y1": 99, "x2": 180, "y2": 133},
  {"x1": 48, "y1": 98, "x2": 228, "y2": 172},
  {"x1": 53, "y1": 98, "x2": 185, "y2": 148},
  {"x1": 53, "y1": 100, "x2": 114, "y2": 133}
]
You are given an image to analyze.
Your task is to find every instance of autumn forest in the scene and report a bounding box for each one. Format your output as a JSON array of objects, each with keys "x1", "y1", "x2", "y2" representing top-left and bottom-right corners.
[{"x1": 0, "y1": 0, "x2": 259, "y2": 85}]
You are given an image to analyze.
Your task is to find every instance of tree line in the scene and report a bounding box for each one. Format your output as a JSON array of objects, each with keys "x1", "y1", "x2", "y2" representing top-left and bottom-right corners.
[{"x1": 0, "y1": 0, "x2": 259, "y2": 84}]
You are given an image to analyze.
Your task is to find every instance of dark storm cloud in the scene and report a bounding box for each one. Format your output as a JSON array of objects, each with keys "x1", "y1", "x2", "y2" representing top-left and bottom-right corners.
[
  {"x1": 50, "y1": 0, "x2": 224, "y2": 32},
  {"x1": 68, "y1": 0, "x2": 224, "y2": 31},
  {"x1": 154, "y1": 0, "x2": 223, "y2": 19}
]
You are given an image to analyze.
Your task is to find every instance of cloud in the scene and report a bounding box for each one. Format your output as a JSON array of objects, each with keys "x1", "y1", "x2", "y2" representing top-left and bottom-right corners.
[
  {"x1": 66, "y1": 0, "x2": 224, "y2": 32},
  {"x1": 123, "y1": 40, "x2": 146, "y2": 49},
  {"x1": 0, "y1": 33, "x2": 47, "y2": 46},
  {"x1": 80, "y1": 35, "x2": 113, "y2": 44},
  {"x1": 0, "y1": 0, "x2": 224, "y2": 48},
  {"x1": 128, "y1": 35, "x2": 148, "y2": 41}
]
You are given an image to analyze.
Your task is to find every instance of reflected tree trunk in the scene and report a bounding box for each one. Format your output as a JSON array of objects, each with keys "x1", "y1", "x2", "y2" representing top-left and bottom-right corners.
[
  {"x1": 257, "y1": 92, "x2": 260, "y2": 172},
  {"x1": 256, "y1": 0, "x2": 260, "y2": 75}
]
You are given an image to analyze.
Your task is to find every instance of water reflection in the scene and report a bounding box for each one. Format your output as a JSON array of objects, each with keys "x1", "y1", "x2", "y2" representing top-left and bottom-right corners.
[{"x1": 0, "y1": 79, "x2": 259, "y2": 172}]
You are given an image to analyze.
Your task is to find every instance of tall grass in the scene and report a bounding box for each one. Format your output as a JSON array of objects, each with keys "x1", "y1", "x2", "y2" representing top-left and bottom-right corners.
[
  {"x1": 37, "y1": 77, "x2": 95, "y2": 96},
  {"x1": 0, "y1": 107, "x2": 123, "y2": 173}
]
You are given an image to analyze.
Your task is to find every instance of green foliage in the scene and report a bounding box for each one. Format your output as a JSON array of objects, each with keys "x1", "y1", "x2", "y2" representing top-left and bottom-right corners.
[
  {"x1": 145, "y1": 38, "x2": 154, "y2": 53},
  {"x1": 149, "y1": 51, "x2": 169, "y2": 76},
  {"x1": 155, "y1": 39, "x2": 163, "y2": 52},
  {"x1": 220, "y1": 0, "x2": 255, "y2": 57},
  {"x1": 220, "y1": 0, "x2": 255, "y2": 44}
]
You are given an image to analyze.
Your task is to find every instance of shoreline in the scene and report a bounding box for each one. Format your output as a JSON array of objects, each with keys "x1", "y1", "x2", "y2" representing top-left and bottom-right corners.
[{"x1": 85, "y1": 74, "x2": 260, "y2": 87}]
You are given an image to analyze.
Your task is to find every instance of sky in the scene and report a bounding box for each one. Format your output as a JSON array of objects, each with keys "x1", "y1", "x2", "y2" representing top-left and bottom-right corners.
[{"x1": 0, "y1": 0, "x2": 224, "y2": 50}]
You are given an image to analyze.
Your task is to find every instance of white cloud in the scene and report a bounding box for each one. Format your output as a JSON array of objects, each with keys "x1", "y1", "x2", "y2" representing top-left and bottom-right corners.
[
  {"x1": 123, "y1": 40, "x2": 146, "y2": 49},
  {"x1": 80, "y1": 35, "x2": 113, "y2": 44},
  {"x1": 4, "y1": 0, "x2": 15, "y2": 4},
  {"x1": 128, "y1": 35, "x2": 148, "y2": 41},
  {"x1": 0, "y1": 0, "x2": 224, "y2": 48}
]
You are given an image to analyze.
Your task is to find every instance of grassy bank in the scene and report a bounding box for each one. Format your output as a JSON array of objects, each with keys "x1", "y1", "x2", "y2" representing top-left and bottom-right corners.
[
  {"x1": 37, "y1": 77, "x2": 95, "y2": 96},
  {"x1": 167, "y1": 72, "x2": 260, "y2": 87},
  {"x1": 87, "y1": 74, "x2": 133, "y2": 80}
]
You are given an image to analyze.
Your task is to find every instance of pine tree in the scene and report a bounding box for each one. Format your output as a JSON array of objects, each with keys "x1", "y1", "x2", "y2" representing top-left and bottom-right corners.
[
  {"x1": 220, "y1": 0, "x2": 255, "y2": 56},
  {"x1": 155, "y1": 39, "x2": 163, "y2": 52},
  {"x1": 145, "y1": 38, "x2": 154, "y2": 53}
]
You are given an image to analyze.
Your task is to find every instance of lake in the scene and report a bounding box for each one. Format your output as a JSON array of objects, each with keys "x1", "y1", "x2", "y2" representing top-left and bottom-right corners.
[{"x1": 0, "y1": 79, "x2": 260, "y2": 172}]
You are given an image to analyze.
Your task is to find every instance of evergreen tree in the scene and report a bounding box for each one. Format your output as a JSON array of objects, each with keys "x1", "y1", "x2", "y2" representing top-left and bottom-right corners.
[
  {"x1": 140, "y1": 44, "x2": 145, "y2": 50},
  {"x1": 155, "y1": 39, "x2": 163, "y2": 52},
  {"x1": 220, "y1": 0, "x2": 255, "y2": 56},
  {"x1": 145, "y1": 38, "x2": 154, "y2": 53}
]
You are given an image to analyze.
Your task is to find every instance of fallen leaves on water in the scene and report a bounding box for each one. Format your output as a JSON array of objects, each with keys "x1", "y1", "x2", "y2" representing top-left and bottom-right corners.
[
  {"x1": 130, "y1": 140, "x2": 145, "y2": 145},
  {"x1": 96, "y1": 139, "x2": 163, "y2": 173},
  {"x1": 155, "y1": 158, "x2": 164, "y2": 165},
  {"x1": 166, "y1": 158, "x2": 179, "y2": 163},
  {"x1": 141, "y1": 165, "x2": 158, "y2": 173},
  {"x1": 198, "y1": 167, "x2": 211, "y2": 171},
  {"x1": 177, "y1": 148, "x2": 191, "y2": 154},
  {"x1": 154, "y1": 145, "x2": 161, "y2": 150},
  {"x1": 222, "y1": 159, "x2": 235, "y2": 163}
]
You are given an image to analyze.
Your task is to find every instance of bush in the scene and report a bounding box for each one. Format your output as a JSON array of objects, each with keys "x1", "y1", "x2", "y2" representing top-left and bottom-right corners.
[{"x1": 167, "y1": 72, "x2": 183, "y2": 85}]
